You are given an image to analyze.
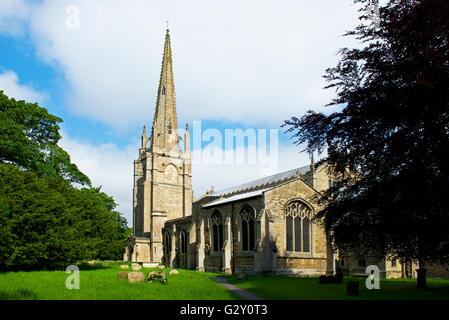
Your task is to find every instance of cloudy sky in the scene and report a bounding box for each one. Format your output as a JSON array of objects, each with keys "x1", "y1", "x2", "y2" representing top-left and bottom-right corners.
[{"x1": 0, "y1": 0, "x2": 361, "y2": 225}]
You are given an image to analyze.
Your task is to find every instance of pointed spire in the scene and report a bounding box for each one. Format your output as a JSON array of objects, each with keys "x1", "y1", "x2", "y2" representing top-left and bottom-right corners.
[
  {"x1": 184, "y1": 122, "x2": 190, "y2": 154},
  {"x1": 310, "y1": 151, "x2": 316, "y2": 188},
  {"x1": 310, "y1": 151, "x2": 315, "y2": 173},
  {"x1": 151, "y1": 27, "x2": 179, "y2": 153},
  {"x1": 141, "y1": 125, "x2": 148, "y2": 148}
]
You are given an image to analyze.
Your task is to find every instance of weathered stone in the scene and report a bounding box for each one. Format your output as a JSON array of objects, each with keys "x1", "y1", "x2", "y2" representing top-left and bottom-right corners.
[
  {"x1": 120, "y1": 265, "x2": 129, "y2": 269},
  {"x1": 142, "y1": 262, "x2": 159, "y2": 268},
  {"x1": 128, "y1": 271, "x2": 145, "y2": 283},
  {"x1": 238, "y1": 273, "x2": 247, "y2": 280},
  {"x1": 131, "y1": 263, "x2": 142, "y2": 271},
  {"x1": 118, "y1": 271, "x2": 128, "y2": 280},
  {"x1": 169, "y1": 269, "x2": 179, "y2": 275},
  {"x1": 158, "y1": 265, "x2": 165, "y2": 269}
]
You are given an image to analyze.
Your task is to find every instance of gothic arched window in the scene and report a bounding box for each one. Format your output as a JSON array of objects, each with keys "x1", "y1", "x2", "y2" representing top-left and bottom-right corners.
[
  {"x1": 180, "y1": 231, "x2": 188, "y2": 254},
  {"x1": 211, "y1": 211, "x2": 224, "y2": 252},
  {"x1": 164, "y1": 232, "x2": 171, "y2": 255},
  {"x1": 162, "y1": 86, "x2": 166, "y2": 95},
  {"x1": 240, "y1": 205, "x2": 255, "y2": 251},
  {"x1": 285, "y1": 200, "x2": 312, "y2": 252}
]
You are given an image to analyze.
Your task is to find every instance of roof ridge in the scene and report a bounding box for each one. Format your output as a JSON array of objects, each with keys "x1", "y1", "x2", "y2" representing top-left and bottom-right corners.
[{"x1": 210, "y1": 165, "x2": 310, "y2": 198}]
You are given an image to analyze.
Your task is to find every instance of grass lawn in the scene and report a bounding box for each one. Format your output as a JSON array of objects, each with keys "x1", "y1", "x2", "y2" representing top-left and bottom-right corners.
[
  {"x1": 0, "y1": 261, "x2": 239, "y2": 300},
  {"x1": 224, "y1": 274, "x2": 449, "y2": 300}
]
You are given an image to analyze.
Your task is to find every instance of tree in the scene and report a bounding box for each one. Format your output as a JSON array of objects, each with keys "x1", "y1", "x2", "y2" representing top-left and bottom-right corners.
[
  {"x1": 284, "y1": 0, "x2": 449, "y2": 288},
  {"x1": 0, "y1": 91, "x2": 90, "y2": 186},
  {"x1": 0, "y1": 92, "x2": 129, "y2": 269},
  {"x1": 0, "y1": 164, "x2": 129, "y2": 270},
  {"x1": 78, "y1": 187, "x2": 131, "y2": 260}
]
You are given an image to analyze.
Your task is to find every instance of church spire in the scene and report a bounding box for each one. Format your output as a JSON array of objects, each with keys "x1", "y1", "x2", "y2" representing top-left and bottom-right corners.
[{"x1": 150, "y1": 27, "x2": 180, "y2": 153}]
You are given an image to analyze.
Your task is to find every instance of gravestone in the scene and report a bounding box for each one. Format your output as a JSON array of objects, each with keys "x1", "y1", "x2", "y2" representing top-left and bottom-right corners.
[
  {"x1": 132, "y1": 263, "x2": 142, "y2": 271},
  {"x1": 128, "y1": 271, "x2": 145, "y2": 283}
]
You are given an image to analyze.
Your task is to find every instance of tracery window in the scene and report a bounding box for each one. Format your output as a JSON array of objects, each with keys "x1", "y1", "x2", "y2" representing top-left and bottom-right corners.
[
  {"x1": 240, "y1": 206, "x2": 255, "y2": 251},
  {"x1": 180, "y1": 231, "x2": 188, "y2": 254},
  {"x1": 211, "y1": 211, "x2": 224, "y2": 252},
  {"x1": 285, "y1": 200, "x2": 312, "y2": 252}
]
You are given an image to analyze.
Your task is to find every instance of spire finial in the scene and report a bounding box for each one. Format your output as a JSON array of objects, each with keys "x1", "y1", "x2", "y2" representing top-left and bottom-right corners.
[
  {"x1": 166, "y1": 20, "x2": 169, "y2": 30},
  {"x1": 310, "y1": 150, "x2": 315, "y2": 172}
]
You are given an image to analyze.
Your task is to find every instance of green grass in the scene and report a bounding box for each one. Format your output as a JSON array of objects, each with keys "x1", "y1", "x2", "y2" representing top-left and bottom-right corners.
[
  {"x1": 3, "y1": 262, "x2": 448, "y2": 300},
  {"x1": 0, "y1": 261, "x2": 239, "y2": 300},
  {"x1": 224, "y1": 274, "x2": 449, "y2": 300}
]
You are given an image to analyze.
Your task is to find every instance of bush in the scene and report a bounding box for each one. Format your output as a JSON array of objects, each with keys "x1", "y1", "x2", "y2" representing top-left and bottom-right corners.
[
  {"x1": 148, "y1": 270, "x2": 167, "y2": 284},
  {"x1": 319, "y1": 273, "x2": 344, "y2": 284},
  {"x1": 335, "y1": 273, "x2": 343, "y2": 284}
]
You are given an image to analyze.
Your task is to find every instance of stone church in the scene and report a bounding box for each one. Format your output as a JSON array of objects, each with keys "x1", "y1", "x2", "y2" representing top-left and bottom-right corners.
[{"x1": 124, "y1": 29, "x2": 447, "y2": 279}]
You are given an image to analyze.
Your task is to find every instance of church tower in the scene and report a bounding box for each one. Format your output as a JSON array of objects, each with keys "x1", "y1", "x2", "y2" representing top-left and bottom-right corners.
[{"x1": 131, "y1": 28, "x2": 193, "y2": 263}]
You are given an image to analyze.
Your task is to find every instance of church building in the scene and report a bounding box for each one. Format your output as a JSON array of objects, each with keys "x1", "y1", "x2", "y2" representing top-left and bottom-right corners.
[{"x1": 124, "y1": 28, "x2": 421, "y2": 278}]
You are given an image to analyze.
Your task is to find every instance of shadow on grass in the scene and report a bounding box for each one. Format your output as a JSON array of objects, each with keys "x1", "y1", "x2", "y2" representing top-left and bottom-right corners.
[
  {"x1": 0, "y1": 261, "x2": 111, "y2": 273},
  {"x1": 0, "y1": 288, "x2": 38, "y2": 300}
]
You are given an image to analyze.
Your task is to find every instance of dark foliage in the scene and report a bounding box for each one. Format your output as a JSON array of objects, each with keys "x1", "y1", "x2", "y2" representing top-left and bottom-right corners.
[
  {"x1": 0, "y1": 164, "x2": 129, "y2": 270},
  {"x1": 283, "y1": 0, "x2": 449, "y2": 285}
]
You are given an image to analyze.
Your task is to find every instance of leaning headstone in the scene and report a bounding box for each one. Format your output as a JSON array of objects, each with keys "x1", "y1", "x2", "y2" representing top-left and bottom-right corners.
[
  {"x1": 169, "y1": 269, "x2": 179, "y2": 275},
  {"x1": 128, "y1": 271, "x2": 145, "y2": 283},
  {"x1": 238, "y1": 273, "x2": 247, "y2": 280},
  {"x1": 132, "y1": 263, "x2": 142, "y2": 271},
  {"x1": 118, "y1": 271, "x2": 128, "y2": 280},
  {"x1": 335, "y1": 273, "x2": 343, "y2": 284},
  {"x1": 120, "y1": 265, "x2": 129, "y2": 269},
  {"x1": 347, "y1": 281, "x2": 359, "y2": 296}
]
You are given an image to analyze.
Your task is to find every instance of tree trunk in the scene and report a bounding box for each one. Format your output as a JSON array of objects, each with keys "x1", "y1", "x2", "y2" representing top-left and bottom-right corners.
[{"x1": 416, "y1": 259, "x2": 427, "y2": 289}]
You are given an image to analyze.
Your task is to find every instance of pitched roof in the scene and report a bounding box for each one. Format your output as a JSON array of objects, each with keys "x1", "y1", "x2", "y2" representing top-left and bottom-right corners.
[
  {"x1": 203, "y1": 188, "x2": 270, "y2": 208},
  {"x1": 208, "y1": 165, "x2": 310, "y2": 199}
]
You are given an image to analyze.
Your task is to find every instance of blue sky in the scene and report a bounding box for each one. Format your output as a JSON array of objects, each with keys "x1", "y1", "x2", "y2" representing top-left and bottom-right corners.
[{"x1": 0, "y1": 0, "x2": 360, "y2": 225}]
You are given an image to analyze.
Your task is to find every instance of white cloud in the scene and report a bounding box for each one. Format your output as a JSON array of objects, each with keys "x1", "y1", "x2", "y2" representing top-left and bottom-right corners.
[
  {"x1": 59, "y1": 131, "x2": 138, "y2": 226},
  {"x1": 0, "y1": 70, "x2": 46, "y2": 103},
  {"x1": 2, "y1": 0, "x2": 360, "y2": 129},
  {"x1": 0, "y1": 0, "x2": 31, "y2": 37}
]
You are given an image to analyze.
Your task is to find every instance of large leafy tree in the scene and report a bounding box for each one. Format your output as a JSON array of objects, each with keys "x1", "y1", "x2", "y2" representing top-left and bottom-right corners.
[
  {"x1": 0, "y1": 91, "x2": 129, "y2": 269},
  {"x1": 0, "y1": 164, "x2": 128, "y2": 269},
  {"x1": 0, "y1": 91, "x2": 90, "y2": 186},
  {"x1": 284, "y1": 0, "x2": 449, "y2": 288}
]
